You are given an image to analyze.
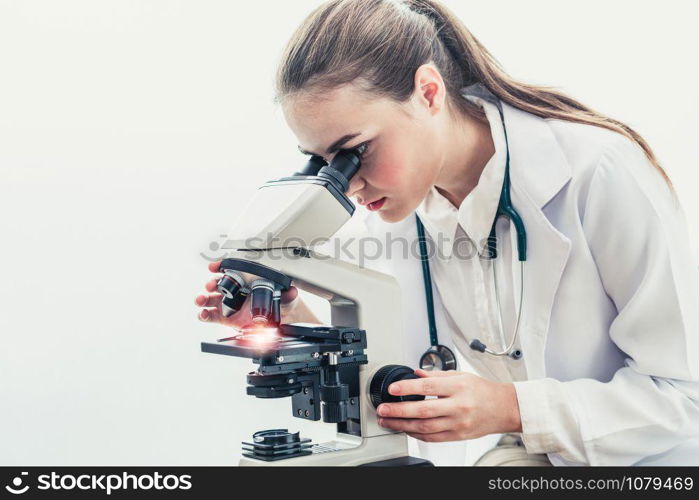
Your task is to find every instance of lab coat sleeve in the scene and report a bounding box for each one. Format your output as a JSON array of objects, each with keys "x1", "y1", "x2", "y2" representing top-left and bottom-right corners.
[{"x1": 513, "y1": 136, "x2": 699, "y2": 465}]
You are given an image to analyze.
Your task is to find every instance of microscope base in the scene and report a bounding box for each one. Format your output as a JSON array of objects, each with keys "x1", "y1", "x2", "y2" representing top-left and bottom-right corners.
[{"x1": 239, "y1": 433, "x2": 424, "y2": 466}]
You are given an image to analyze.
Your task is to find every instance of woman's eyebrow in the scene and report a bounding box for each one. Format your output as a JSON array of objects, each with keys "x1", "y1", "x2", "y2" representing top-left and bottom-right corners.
[{"x1": 297, "y1": 132, "x2": 362, "y2": 156}]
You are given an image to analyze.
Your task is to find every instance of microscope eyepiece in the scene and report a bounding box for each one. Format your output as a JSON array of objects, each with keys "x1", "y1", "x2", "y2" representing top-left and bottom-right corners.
[
  {"x1": 317, "y1": 149, "x2": 361, "y2": 193},
  {"x1": 293, "y1": 155, "x2": 327, "y2": 176}
]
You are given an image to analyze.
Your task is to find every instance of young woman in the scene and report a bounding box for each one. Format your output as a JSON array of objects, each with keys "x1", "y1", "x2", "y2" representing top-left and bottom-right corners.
[{"x1": 195, "y1": 0, "x2": 699, "y2": 466}]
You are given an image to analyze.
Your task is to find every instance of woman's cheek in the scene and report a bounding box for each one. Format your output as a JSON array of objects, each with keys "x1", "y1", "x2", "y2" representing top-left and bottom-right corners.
[{"x1": 370, "y1": 149, "x2": 411, "y2": 190}]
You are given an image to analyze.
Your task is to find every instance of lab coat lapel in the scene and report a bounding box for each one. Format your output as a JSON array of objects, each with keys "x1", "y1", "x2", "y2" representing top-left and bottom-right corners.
[{"x1": 502, "y1": 102, "x2": 573, "y2": 379}]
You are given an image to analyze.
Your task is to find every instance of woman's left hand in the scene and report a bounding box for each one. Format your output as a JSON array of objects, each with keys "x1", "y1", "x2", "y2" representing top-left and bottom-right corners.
[{"x1": 376, "y1": 369, "x2": 522, "y2": 442}]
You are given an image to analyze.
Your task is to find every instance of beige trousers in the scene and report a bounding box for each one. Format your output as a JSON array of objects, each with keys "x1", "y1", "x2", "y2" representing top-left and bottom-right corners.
[{"x1": 473, "y1": 433, "x2": 553, "y2": 466}]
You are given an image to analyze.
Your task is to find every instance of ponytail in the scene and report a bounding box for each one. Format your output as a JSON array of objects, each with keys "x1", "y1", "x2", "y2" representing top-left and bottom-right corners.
[{"x1": 276, "y1": 0, "x2": 673, "y2": 191}]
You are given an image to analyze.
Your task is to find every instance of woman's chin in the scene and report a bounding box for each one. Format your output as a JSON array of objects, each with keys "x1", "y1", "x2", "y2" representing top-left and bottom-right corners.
[{"x1": 375, "y1": 205, "x2": 409, "y2": 224}]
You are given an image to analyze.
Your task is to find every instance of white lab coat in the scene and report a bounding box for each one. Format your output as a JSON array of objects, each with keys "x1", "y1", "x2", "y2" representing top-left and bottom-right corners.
[{"x1": 361, "y1": 99, "x2": 699, "y2": 466}]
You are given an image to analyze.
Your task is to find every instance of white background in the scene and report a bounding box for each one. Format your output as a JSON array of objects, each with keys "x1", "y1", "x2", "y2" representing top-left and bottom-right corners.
[{"x1": 1, "y1": 0, "x2": 697, "y2": 465}]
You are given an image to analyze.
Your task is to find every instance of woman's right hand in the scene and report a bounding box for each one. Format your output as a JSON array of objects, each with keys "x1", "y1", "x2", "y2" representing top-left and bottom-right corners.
[{"x1": 195, "y1": 260, "x2": 320, "y2": 329}]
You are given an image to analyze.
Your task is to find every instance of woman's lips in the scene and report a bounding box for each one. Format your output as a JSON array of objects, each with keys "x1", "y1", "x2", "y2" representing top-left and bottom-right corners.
[{"x1": 367, "y1": 197, "x2": 387, "y2": 211}]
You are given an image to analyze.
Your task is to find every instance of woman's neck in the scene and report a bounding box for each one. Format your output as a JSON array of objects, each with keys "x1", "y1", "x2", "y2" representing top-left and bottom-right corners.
[{"x1": 434, "y1": 112, "x2": 495, "y2": 208}]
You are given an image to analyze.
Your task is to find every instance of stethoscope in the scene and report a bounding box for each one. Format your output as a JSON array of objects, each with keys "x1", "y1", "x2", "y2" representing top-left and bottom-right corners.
[{"x1": 418, "y1": 100, "x2": 528, "y2": 370}]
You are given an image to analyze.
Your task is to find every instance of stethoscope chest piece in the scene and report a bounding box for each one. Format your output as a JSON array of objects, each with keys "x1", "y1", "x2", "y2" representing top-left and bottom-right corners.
[{"x1": 419, "y1": 344, "x2": 458, "y2": 371}]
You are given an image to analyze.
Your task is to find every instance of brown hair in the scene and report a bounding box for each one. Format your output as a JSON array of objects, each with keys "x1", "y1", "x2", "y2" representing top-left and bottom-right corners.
[{"x1": 275, "y1": 0, "x2": 672, "y2": 190}]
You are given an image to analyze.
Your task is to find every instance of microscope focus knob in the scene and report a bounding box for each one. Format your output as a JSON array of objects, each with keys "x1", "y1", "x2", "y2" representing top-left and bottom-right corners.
[{"x1": 369, "y1": 365, "x2": 425, "y2": 408}]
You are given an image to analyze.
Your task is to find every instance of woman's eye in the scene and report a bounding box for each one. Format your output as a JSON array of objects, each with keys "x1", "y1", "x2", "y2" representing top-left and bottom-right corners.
[{"x1": 307, "y1": 142, "x2": 370, "y2": 164}]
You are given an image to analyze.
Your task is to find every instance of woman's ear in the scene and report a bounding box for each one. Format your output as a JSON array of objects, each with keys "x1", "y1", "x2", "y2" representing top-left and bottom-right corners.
[{"x1": 412, "y1": 63, "x2": 447, "y2": 116}]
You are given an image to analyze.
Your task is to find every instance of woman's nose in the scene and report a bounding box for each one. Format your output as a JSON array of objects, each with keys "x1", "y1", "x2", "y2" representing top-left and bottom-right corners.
[{"x1": 346, "y1": 176, "x2": 366, "y2": 200}]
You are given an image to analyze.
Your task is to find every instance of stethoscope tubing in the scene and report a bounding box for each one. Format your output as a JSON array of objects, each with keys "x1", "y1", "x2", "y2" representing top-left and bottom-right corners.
[{"x1": 417, "y1": 100, "x2": 526, "y2": 363}]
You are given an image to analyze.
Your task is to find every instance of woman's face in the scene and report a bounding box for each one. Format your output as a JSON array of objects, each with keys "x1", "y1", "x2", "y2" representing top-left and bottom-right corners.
[{"x1": 282, "y1": 80, "x2": 449, "y2": 223}]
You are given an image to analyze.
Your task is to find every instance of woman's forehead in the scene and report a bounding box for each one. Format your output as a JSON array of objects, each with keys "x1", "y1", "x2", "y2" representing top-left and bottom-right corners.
[
  {"x1": 286, "y1": 85, "x2": 383, "y2": 124},
  {"x1": 283, "y1": 85, "x2": 402, "y2": 151}
]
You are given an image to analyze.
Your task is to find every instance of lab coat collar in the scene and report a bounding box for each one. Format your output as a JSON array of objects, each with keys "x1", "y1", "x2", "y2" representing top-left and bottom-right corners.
[
  {"x1": 411, "y1": 95, "x2": 572, "y2": 259},
  {"x1": 500, "y1": 100, "x2": 572, "y2": 209},
  {"x1": 455, "y1": 81, "x2": 573, "y2": 210}
]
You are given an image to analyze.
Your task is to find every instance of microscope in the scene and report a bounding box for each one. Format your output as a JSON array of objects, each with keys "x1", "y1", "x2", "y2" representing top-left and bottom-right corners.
[{"x1": 201, "y1": 151, "x2": 431, "y2": 466}]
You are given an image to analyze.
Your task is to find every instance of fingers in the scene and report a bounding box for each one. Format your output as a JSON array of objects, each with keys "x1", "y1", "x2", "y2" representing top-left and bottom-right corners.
[
  {"x1": 195, "y1": 293, "x2": 222, "y2": 308},
  {"x1": 204, "y1": 278, "x2": 221, "y2": 294},
  {"x1": 198, "y1": 307, "x2": 230, "y2": 324},
  {"x1": 406, "y1": 431, "x2": 461, "y2": 443},
  {"x1": 198, "y1": 308, "x2": 219, "y2": 322},
  {"x1": 376, "y1": 398, "x2": 451, "y2": 419},
  {"x1": 280, "y1": 286, "x2": 298, "y2": 305},
  {"x1": 378, "y1": 416, "x2": 453, "y2": 434},
  {"x1": 389, "y1": 374, "x2": 465, "y2": 397},
  {"x1": 200, "y1": 302, "x2": 253, "y2": 325},
  {"x1": 208, "y1": 261, "x2": 221, "y2": 273}
]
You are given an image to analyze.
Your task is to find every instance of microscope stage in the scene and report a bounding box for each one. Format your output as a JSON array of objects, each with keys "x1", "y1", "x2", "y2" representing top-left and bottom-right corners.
[{"x1": 200, "y1": 323, "x2": 368, "y2": 371}]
